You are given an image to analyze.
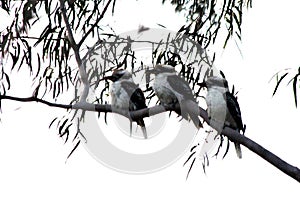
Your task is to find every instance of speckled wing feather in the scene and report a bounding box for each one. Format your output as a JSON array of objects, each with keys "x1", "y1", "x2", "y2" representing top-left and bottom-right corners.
[
  {"x1": 121, "y1": 81, "x2": 147, "y2": 138},
  {"x1": 121, "y1": 81, "x2": 147, "y2": 111},
  {"x1": 167, "y1": 75, "x2": 195, "y2": 101},
  {"x1": 225, "y1": 91, "x2": 244, "y2": 132}
]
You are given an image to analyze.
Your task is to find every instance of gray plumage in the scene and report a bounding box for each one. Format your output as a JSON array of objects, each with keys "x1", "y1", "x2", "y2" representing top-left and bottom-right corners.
[
  {"x1": 104, "y1": 69, "x2": 148, "y2": 139},
  {"x1": 203, "y1": 76, "x2": 245, "y2": 158},
  {"x1": 149, "y1": 65, "x2": 201, "y2": 129}
]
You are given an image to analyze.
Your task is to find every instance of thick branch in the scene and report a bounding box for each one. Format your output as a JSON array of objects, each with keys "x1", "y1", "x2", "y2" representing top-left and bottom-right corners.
[
  {"x1": 59, "y1": 0, "x2": 89, "y2": 102},
  {"x1": 223, "y1": 127, "x2": 300, "y2": 183},
  {"x1": 197, "y1": 106, "x2": 300, "y2": 183},
  {"x1": 1, "y1": 94, "x2": 300, "y2": 182},
  {"x1": 0, "y1": 95, "x2": 169, "y2": 119}
]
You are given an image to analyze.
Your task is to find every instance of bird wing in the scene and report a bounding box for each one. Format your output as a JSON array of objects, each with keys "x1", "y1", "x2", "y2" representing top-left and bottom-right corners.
[
  {"x1": 225, "y1": 91, "x2": 244, "y2": 131},
  {"x1": 167, "y1": 75, "x2": 201, "y2": 128},
  {"x1": 167, "y1": 75, "x2": 195, "y2": 101},
  {"x1": 121, "y1": 81, "x2": 147, "y2": 111},
  {"x1": 121, "y1": 81, "x2": 148, "y2": 139}
]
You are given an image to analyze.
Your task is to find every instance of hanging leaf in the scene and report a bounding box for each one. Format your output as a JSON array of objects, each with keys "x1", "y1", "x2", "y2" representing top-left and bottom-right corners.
[
  {"x1": 66, "y1": 140, "x2": 80, "y2": 160},
  {"x1": 292, "y1": 75, "x2": 299, "y2": 107},
  {"x1": 272, "y1": 72, "x2": 288, "y2": 96},
  {"x1": 185, "y1": 157, "x2": 196, "y2": 180},
  {"x1": 49, "y1": 117, "x2": 58, "y2": 128}
]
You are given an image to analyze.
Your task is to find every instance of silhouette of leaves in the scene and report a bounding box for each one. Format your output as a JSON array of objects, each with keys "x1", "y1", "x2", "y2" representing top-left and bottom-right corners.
[
  {"x1": 164, "y1": 0, "x2": 252, "y2": 48},
  {"x1": 271, "y1": 67, "x2": 300, "y2": 107},
  {"x1": 0, "y1": 0, "x2": 251, "y2": 162}
]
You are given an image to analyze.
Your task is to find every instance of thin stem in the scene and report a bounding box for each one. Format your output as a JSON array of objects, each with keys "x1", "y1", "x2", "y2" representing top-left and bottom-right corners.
[
  {"x1": 0, "y1": 95, "x2": 71, "y2": 109},
  {"x1": 12, "y1": 36, "x2": 67, "y2": 41},
  {"x1": 78, "y1": 0, "x2": 113, "y2": 48}
]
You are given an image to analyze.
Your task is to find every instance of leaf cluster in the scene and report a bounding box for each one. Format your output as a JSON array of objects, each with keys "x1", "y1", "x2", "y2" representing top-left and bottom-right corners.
[
  {"x1": 272, "y1": 67, "x2": 300, "y2": 107},
  {"x1": 0, "y1": 0, "x2": 251, "y2": 159},
  {"x1": 164, "y1": 0, "x2": 252, "y2": 48}
]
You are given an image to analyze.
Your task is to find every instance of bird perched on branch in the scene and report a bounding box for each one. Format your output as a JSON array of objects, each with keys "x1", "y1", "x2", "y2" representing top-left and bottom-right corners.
[
  {"x1": 147, "y1": 64, "x2": 202, "y2": 129},
  {"x1": 200, "y1": 76, "x2": 245, "y2": 158},
  {"x1": 102, "y1": 69, "x2": 148, "y2": 139}
]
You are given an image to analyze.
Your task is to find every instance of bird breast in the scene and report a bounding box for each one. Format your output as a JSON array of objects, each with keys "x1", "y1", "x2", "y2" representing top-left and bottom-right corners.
[
  {"x1": 206, "y1": 88, "x2": 227, "y2": 132},
  {"x1": 110, "y1": 82, "x2": 130, "y2": 109},
  {"x1": 153, "y1": 74, "x2": 179, "y2": 104}
]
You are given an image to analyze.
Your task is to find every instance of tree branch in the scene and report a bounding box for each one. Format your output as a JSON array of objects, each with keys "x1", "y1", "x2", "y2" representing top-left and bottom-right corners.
[
  {"x1": 0, "y1": 95, "x2": 72, "y2": 109},
  {"x1": 223, "y1": 127, "x2": 300, "y2": 183},
  {"x1": 0, "y1": 95, "x2": 170, "y2": 120},
  {"x1": 12, "y1": 36, "x2": 67, "y2": 41},
  {"x1": 197, "y1": 105, "x2": 300, "y2": 183},
  {"x1": 1, "y1": 94, "x2": 300, "y2": 183},
  {"x1": 59, "y1": 0, "x2": 89, "y2": 103}
]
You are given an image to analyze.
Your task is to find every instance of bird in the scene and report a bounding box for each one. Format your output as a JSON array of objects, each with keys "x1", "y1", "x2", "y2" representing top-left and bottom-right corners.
[
  {"x1": 147, "y1": 64, "x2": 202, "y2": 129},
  {"x1": 102, "y1": 69, "x2": 148, "y2": 139},
  {"x1": 200, "y1": 76, "x2": 245, "y2": 158}
]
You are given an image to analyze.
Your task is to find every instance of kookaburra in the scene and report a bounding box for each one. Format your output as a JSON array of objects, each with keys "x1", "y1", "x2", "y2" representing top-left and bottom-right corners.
[
  {"x1": 102, "y1": 69, "x2": 148, "y2": 139},
  {"x1": 200, "y1": 76, "x2": 245, "y2": 158},
  {"x1": 148, "y1": 64, "x2": 201, "y2": 129}
]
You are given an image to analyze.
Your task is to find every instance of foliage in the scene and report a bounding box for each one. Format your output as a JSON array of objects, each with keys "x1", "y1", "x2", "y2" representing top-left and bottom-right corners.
[
  {"x1": 271, "y1": 67, "x2": 300, "y2": 107},
  {"x1": 0, "y1": 0, "x2": 116, "y2": 155},
  {"x1": 0, "y1": 0, "x2": 251, "y2": 158},
  {"x1": 164, "y1": 0, "x2": 252, "y2": 48}
]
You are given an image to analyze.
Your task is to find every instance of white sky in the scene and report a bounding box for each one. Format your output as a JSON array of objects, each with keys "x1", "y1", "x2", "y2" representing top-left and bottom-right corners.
[{"x1": 1, "y1": 0, "x2": 300, "y2": 199}]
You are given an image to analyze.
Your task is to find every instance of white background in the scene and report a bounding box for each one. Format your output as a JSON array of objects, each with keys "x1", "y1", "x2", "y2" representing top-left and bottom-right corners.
[{"x1": 0, "y1": 0, "x2": 300, "y2": 199}]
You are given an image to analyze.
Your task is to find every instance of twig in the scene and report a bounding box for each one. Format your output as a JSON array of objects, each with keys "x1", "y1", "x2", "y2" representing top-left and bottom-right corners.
[
  {"x1": 0, "y1": 95, "x2": 71, "y2": 109},
  {"x1": 78, "y1": 0, "x2": 113, "y2": 48}
]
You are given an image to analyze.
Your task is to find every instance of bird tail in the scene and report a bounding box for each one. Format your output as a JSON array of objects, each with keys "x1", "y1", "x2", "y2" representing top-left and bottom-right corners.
[
  {"x1": 184, "y1": 100, "x2": 203, "y2": 129},
  {"x1": 234, "y1": 142, "x2": 242, "y2": 159},
  {"x1": 137, "y1": 119, "x2": 148, "y2": 139},
  {"x1": 189, "y1": 111, "x2": 202, "y2": 129}
]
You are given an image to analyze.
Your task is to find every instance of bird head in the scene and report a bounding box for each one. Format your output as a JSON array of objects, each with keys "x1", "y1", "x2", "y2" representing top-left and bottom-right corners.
[
  {"x1": 147, "y1": 64, "x2": 176, "y2": 75},
  {"x1": 101, "y1": 69, "x2": 132, "y2": 82},
  {"x1": 199, "y1": 76, "x2": 228, "y2": 89}
]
